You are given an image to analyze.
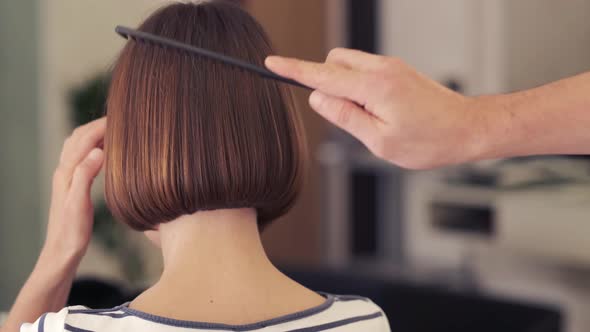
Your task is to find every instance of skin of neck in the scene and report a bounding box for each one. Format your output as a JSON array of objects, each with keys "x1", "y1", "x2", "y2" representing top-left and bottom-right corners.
[
  {"x1": 132, "y1": 208, "x2": 324, "y2": 322},
  {"x1": 157, "y1": 208, "x2": 274, "y2": 285}
]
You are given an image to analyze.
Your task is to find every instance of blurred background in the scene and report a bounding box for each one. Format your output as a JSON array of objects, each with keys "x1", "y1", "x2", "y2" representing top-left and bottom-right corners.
[{"x1": 2, "y1": 0, "x2": 590, "y2": 331}]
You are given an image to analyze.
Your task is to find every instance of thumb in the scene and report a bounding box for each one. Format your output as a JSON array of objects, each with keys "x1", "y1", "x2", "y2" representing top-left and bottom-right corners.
[
  {"x1": 309, "y1": 90, "x2": 377, "y2": 144},
  {"x1": 70, "y1": 148, "x2": 104, "y2": 199},
  {"x1": 266, "y1": 56, "x2": 369, "y2": 106}
]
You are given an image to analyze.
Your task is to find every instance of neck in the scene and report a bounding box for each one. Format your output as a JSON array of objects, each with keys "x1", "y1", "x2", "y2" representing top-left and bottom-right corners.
[
  {"x1": 157, "y1": 208, "x2": 274, "y2": 284},
  {"x1": 132, "y1": 208, "x2": 325, "y2": 323}
]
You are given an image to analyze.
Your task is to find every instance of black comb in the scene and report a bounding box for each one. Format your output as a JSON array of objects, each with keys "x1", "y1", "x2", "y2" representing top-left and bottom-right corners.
[{"x1": 115, "y1": 25, "x2": 311, "y2": 90}]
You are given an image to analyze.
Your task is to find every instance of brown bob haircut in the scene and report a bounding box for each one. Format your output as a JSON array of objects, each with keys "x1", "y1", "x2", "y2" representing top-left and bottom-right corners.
[{"x1": 104, "y1": 1, "x2": 306, "y2": 231}]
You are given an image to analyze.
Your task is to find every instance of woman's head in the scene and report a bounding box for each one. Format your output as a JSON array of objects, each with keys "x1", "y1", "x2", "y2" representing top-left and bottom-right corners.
[{"x1": 104, "y1": 1, "x2": 306, "y2": 232}]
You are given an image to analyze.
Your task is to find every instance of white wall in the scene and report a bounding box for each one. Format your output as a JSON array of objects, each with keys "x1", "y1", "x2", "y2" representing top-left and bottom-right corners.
[
  {"x1": 504, "y1": 0, "x2": 590, "y2": 91},
  {"x1": 379, "y1": 0, "x2": 477, "y2": 93},
  {"x1": 379, "y1": 0, "x2": 590, "y2": 95}
]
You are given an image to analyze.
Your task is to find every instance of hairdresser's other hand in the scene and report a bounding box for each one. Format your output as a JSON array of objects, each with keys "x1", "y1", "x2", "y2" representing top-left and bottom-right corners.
[
  {"x1": 43, "y1": 117, "x2": 106, "y2": 262},
  {"x1": 266, "y1": 48, "x2": 483, "y2": 169}
]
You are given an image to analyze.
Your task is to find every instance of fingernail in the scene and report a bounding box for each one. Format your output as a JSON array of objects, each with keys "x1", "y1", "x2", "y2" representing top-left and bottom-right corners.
[
  {"x1": 309, "y1": 90, "x2": 326, "y2": 109},
  {"x1": 88, "y1": 148, "x2": 103, "y2": 161}
]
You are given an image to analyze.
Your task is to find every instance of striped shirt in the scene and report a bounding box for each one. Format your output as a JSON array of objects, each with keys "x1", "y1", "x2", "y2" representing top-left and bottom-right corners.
[{"x1": 20, "y1": 293, "x2": 390, "y2": 332}]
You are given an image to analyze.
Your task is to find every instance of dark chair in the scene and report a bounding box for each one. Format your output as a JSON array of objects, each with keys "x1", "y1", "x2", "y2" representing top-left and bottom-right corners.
[{"x1": 67, "y1": 278, "x2": 127, "y2": 309}]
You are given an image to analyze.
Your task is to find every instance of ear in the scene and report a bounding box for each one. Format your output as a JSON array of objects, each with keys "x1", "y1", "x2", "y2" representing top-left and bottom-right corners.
[{"x1": 144, "y1": 228, "x2": 161, "y2": 248}]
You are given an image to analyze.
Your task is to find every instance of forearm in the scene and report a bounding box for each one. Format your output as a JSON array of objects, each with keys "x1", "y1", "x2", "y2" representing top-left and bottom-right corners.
[
  {"x1": 1, "y1": 249, "x2": 79, "y2": 332},
  {"x1": 475, "y1": 71, "x2": 590, "y2": 160}
]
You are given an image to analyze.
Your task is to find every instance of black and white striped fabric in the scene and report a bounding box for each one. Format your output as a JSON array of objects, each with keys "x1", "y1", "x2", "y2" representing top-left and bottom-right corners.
[{"x1": 21, "y1": 294, "x2": 390, "y2": 332}]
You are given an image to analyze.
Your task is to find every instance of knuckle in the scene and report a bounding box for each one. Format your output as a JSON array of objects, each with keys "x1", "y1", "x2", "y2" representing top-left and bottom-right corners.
[
  {"x1": 374, "y1": 56, "x2": 391, "y2": 69},
  {"x1": 62, "y1": 136, "x2": 72, "y2": 151},
  {"x1": 71, "y1": 127, "x2": 82, "y2": 137},
  {"x1": 71, "y1": 122, "x2": 93, "y2": 138},
  {"x1": 52, "y1": 168, "x2": 66, "y2": 185},
  {"x1": 370, "y1": 71, "x2": 399, "y2": 99},
  {"x1": 381, "y1": 56, "x2": 404, "y2": 74},
  {"x1": 79, "y1": 130, "x2": 93, "y2": 145},
  {"x1": 326, "y1": 47, "x2": 345, "y2": 61},
  {"x1": 387, "y1": 56, "x2": 404, "y2": 67},
  {"x1": 74, "y1": 163, "x2": 91, "y2": 178}
]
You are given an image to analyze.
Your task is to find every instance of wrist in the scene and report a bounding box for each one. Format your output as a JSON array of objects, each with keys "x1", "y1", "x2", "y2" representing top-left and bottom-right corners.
[
  {"x1": 35, "y1": 244, "x2": 83, "y2": 279},
  {"x1": 41, "y1": 235, "x2": 88, "y2": 263},
  {"x1": 466, "y1": 94, "x2": 513, "y2": 162}
]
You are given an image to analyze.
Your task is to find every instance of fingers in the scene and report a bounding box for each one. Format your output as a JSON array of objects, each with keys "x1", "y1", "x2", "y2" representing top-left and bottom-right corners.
[
  {"x1": 325, "y1": 47, "x2": 385, "y2": 71},
  {"x1": 309, "y1": 90, "x2": 378, "y2": 144},
  {"x1": 265, "y1": 56, "x2": 369, "y2": 105},
  {"x1": 69, "y1": 148, "x2": 104, "y2": 203},
  {"x1": 58, "y1": 117, "x2": 106, "y2": 176}
]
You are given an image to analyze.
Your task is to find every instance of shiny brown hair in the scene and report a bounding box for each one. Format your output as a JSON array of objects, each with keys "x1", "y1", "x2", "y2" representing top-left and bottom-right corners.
[{"x1": 104, "y1": 1, "x2": 306, "y2": 231}]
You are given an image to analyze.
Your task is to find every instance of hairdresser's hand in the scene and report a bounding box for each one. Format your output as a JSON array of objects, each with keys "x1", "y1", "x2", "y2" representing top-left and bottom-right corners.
[
  {"x1": 43, "y1": 117, "x2": 106, "y2": 262},
  {"x1": 266, "y1": 48, "x2": 483, "y2": 169}
]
